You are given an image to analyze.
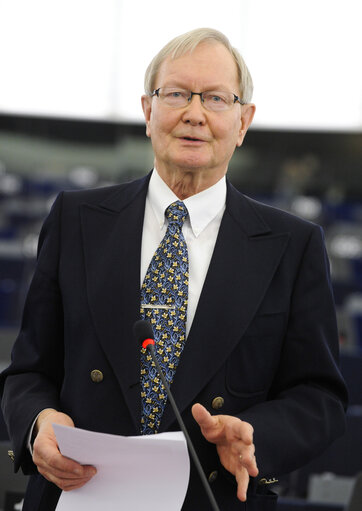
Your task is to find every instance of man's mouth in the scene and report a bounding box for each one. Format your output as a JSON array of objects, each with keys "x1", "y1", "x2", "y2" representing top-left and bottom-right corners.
[{"x1": 181, "y1": 136, "x2": 204, "y2": 142}]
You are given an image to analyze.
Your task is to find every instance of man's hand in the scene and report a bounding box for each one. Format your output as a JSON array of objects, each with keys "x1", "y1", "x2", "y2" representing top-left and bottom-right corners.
[
  {"x1": 32, "y1": 409, "x2": 97, "y2": 491},
  {"x1": 192, "y1": 403, "x2": 258, "y2": 502}
]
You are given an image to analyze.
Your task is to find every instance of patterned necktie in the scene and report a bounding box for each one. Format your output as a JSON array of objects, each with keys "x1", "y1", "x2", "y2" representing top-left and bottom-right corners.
[{"x1": 140, "y1": 201, "x2": 189, "y2": 434}]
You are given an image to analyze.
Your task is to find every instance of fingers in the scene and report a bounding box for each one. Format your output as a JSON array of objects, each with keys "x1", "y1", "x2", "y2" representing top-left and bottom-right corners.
[
  {"x1": 237, "y1": 443, "x2": 259, "y2": 478},
  {"x1": 191, "y1": 403, "x2": 218, "y2": 430},
  {"x1": 191, "y1": 403, "x2": 223, "y2": 443},
  {"x1": 36, "y1": 456, "x2": 96, "y2": 491},
  {"x1": 33, "y1": 434, "x2": 97, "y2": 490},
  {"x1": 235, "y1": 465, "x2": 250, "y2": 502},
  {"x1": 192, "y1": 404, "x2": 259, "y2": 502},
  {"x1": 234, "y1": 447, "x2": 258, "y2": 502},
  {"x1": 32, "y1": 410, "x2": 97, "y2": 491},
  {"x1": 192, "y1": 404, "x2": 259, "y2": 499},
  {"x1": 223, "y1": 417, "x2": 258, "y2": 476},
  {"x1": 34, "y1": 440, "x2": 87, "y2": 477},
  {"x1": 228, "y1": 417, "x2": 254, "y2": 446},
  {"x1": 34, "y1": 440, "x2": 97, "y2": 490}
]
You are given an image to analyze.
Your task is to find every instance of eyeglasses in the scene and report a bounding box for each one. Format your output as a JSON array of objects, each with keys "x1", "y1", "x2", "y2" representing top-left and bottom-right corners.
[{"x1": 151, "y1": 87, "x2": 245, "y2": 112}]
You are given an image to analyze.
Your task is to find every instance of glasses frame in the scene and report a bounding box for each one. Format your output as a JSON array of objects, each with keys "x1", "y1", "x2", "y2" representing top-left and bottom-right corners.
[{"x1": 151, "y1": 87, "x2": 246, "y2": 111}]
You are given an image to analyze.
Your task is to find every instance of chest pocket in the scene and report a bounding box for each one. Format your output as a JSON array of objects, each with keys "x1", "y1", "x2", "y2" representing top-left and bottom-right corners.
[{"x1": 226, "y1": 312, "x2": 286, "y2": 397}]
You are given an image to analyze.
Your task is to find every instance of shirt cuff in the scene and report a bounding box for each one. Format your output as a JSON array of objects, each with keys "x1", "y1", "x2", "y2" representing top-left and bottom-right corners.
[{"x1": 27, "y1": 411, "x2": 43, "y2": 456}]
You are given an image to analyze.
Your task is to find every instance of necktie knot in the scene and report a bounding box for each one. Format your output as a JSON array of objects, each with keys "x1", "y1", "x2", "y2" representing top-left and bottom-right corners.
[{"x1": 165, "y1": 201, "x2": 188, "y2": 230}]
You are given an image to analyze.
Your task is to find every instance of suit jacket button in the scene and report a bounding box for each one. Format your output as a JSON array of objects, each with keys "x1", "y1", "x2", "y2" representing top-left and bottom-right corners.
[
  {"x1": 90, "y1": 369, "x2": 103, "y2": 383},
  {"x1": 208, "y1": 470, "x2": 218, "y2": 484},
  {"x1": 211, "y1": 396, "x2": 224, "y2": 410}
]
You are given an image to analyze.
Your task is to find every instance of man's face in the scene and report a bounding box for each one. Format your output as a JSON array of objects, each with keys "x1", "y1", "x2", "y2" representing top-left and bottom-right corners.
[{"x1": 142, "y1": 42, "x2": 255, "y2": 189}]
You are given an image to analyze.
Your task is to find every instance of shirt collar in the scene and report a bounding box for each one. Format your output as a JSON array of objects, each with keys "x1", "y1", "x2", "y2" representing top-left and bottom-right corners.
[{"x1": 148, "y1": 168, "x2": 226, "y2": 237}]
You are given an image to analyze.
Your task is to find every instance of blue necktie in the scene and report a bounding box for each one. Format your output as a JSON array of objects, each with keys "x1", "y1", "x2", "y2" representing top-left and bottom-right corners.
[{"x1": 140, "y1": 201, "x2": 189, "y2": 434}]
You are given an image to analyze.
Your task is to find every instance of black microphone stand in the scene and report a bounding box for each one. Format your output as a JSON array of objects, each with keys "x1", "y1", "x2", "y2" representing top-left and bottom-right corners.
[{"x1": 145, "y1": 342, "x2": 220, "y2": 511}]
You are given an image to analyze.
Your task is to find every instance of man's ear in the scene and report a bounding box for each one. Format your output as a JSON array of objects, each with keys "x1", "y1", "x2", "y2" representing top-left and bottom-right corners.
[
  {"x1": 141, "y1": 95, "x2": 152, "y2": 138},
  {"x1": 237, "y1": 104, "x2": 256, "y2": 147}
]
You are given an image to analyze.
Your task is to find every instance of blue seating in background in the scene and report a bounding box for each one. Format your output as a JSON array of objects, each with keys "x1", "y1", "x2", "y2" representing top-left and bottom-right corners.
[
  {"x1": 287, "y1": 410, "x2": 362, "y2": 499},
  {"x1": 277, "y1": 498, "x2": 343, "y2": 511}
]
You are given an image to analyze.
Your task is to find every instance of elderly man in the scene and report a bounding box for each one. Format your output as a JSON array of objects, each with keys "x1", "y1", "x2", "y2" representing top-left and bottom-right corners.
[{"x1": 1, "y1": 28, "x2": 347, "y2": 510}]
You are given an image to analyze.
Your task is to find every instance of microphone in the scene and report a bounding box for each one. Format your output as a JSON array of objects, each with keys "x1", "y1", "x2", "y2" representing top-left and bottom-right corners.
[{"x1": 133, "y1": 319, "x2": 220, "y2": 511}]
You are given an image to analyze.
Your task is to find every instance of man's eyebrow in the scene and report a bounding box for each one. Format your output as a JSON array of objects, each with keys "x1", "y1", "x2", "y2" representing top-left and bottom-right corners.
[{"x1": 161, "y1": 82, "x2": 231, "y2": 91}]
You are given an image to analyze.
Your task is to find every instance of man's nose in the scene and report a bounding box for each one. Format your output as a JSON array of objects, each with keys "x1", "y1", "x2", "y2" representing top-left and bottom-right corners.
[{"x1": 181, "y1": 94, "x2": 206, "y2": 125}]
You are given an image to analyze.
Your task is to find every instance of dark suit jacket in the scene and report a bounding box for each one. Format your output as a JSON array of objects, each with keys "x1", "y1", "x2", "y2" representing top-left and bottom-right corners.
[{"x1": 0, "y1": 173, "x2": 347, "y2": 510}]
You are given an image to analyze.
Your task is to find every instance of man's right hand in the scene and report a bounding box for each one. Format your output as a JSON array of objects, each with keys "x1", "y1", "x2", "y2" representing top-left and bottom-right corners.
[{"x1": 32, "y1": 408, "x2": 97, "y2": 491}]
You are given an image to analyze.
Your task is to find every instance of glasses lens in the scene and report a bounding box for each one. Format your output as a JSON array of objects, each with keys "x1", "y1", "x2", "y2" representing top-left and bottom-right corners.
[
  {"x1": 156, "y1": 88, "x2": 235, "y2": 111},
  {"x1": 203, "y1": 91, "x2": 233, "y2": 112},
  {"x1": 159, "y1": 88, "x2": 188, "y2": 107}
]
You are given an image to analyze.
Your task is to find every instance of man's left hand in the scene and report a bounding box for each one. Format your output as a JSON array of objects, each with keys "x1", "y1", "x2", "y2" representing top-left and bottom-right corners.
[{"x1": 192, "y1": 403, "x2": 259, "y2": 502}]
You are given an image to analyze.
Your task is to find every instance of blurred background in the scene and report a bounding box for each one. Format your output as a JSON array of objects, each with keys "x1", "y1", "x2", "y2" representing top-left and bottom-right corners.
[{"x1": 0, "y1": 1, "x2": 361, "y2": 510}]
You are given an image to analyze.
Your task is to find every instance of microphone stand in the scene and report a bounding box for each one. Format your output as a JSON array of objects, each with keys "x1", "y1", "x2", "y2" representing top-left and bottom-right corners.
[{"x1": 145, "y1": 342, "x2": 221, "y2": 511}]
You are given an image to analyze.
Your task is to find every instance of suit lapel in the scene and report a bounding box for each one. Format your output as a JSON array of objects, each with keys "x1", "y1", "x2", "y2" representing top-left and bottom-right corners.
[
  {"x1": 80, "y1": 175, "x2": 150, "y2": 432},
  {"x1": 160, "y1": 183, "x2": 290, "y2": 430}
]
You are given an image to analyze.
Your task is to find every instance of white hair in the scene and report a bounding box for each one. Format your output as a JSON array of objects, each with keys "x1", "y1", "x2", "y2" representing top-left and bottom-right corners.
[{"x1": 144, "y1": 27, "x2": 253, "y2": 103}]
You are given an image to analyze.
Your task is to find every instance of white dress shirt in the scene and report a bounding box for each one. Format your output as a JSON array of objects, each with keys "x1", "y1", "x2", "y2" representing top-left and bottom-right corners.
[{"x1": 141, "y1": 169, "x2": 226, "y2": 336}]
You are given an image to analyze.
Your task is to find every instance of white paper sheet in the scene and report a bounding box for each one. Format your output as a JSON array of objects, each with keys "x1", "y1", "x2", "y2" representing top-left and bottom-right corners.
[{"x1": 53, "y1": 424, "x2": 190, "y2": 511}]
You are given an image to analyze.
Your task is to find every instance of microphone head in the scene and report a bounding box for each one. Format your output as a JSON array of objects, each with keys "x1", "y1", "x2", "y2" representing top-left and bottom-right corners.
[{"x1": 133, "y1": 319, "x2": 155, "y2": 346}]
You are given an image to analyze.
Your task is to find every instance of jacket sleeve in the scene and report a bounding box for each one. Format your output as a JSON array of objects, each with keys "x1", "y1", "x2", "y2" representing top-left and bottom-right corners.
[
  {"x1": 239, "y1": 225, "x2": 348, "y2": 478},
  {"x1": 0, "y1": 193, "x2": 65, "y2": 474}
]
